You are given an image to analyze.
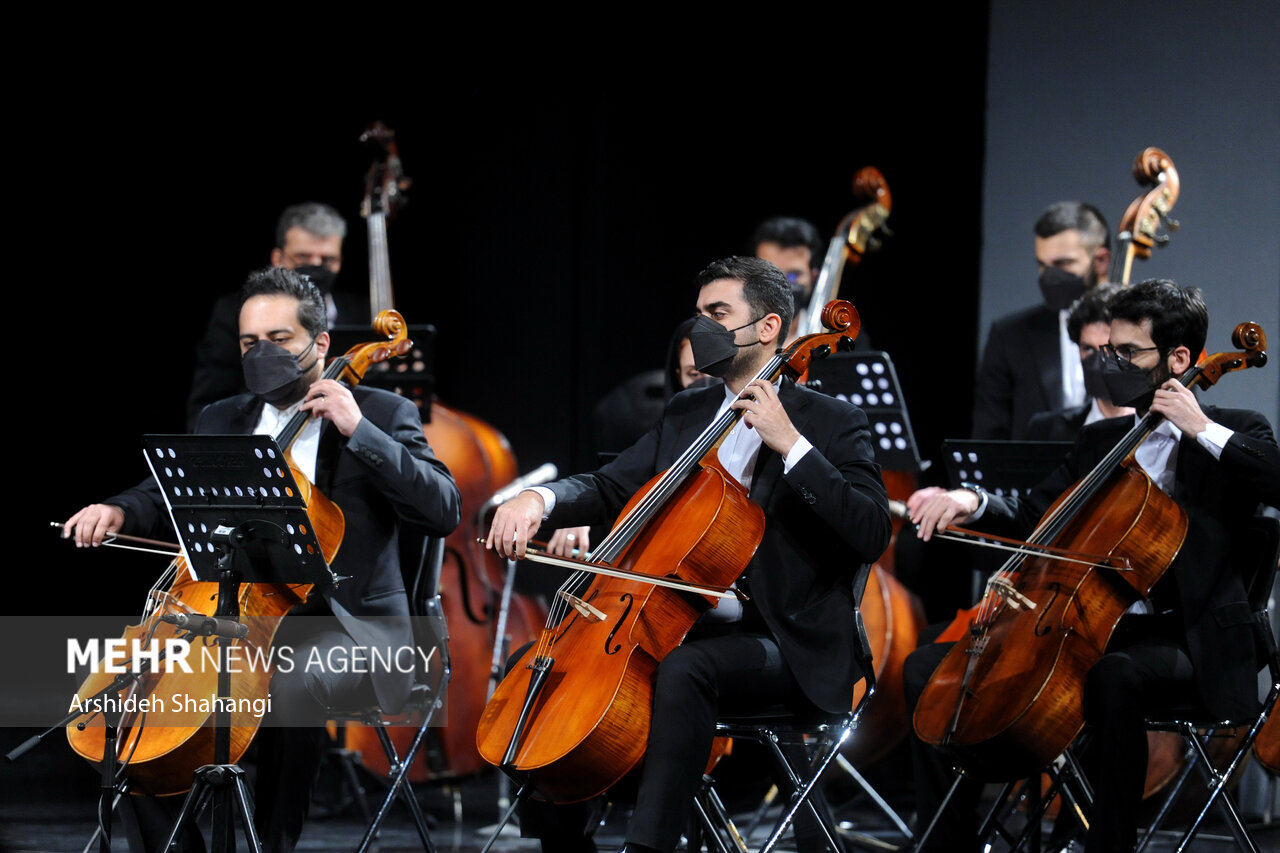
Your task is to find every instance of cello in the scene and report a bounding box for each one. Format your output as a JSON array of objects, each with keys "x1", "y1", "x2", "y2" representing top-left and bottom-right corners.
[
  {"x1": 66, "y1": 312, "x2": 416, "y2": 795},
  {"x1": 476, "y1": 300, "x2": 864, "y2": 804},
  {"x1": 914, "y1": 321, "x2": 1268, "y2": 782},
  {"x1": 343, "y1": 121, "x2": 547, "y2": 782}
]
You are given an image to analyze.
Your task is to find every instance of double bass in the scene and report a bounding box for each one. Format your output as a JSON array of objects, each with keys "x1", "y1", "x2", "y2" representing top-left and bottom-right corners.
[
  {"x1": 794, "y1": 166, "x2": 927, "y2": 767},
  {"x1": 475, "y1": 301, "x2": 866, "y2": 804},
  {"x1": 66, "y1": 313, "x2": 416, "y2": 794},
  {"x1": 343, "y1": 121, "x2": 547, "y2": 782},
  {"x1": 914, "y1": 322, "x2": 1268, "y2": 782}
]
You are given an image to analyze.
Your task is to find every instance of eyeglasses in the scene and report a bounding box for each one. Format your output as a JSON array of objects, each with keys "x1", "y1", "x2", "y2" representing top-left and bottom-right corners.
[{"x1": 1101, "y1": 343, "x2": 1162, "y2": 365}]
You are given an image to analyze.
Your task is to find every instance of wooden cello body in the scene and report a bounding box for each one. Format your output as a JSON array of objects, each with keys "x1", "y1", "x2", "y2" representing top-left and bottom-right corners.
[
  {"x1": 915, "y1": 465, "x2": 1187, "y2": 781},
  {"x1": 477, "y1": 457, "x2": 764, "y2": 801}
]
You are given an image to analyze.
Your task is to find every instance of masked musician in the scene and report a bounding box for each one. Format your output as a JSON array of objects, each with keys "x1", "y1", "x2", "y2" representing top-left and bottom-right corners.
[
  {"x1": 186, "y1": 202, "x2": 371, "y2": 429},
  {"x1": 1025, "y1": 283, "x2": 1136, "y2": 440},
  {"x1": 487, "y1": 256, "x2": 892, "y2": 853},
  {"x1": 908, "y1": 279, "x2": 1280, "y2": 851},
  {"x1": 64, "y1": 267, "x2": 460, "y2": 853},
  {"x1": 971, "y1": 201, "x2": 1112, "y2": 440}
]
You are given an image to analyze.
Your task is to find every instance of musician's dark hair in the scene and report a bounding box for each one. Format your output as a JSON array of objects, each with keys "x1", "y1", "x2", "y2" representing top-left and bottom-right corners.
[
  {"x1": 695, "y1": 256, "x2": 795, "y2": 335},
  {"x1": 239, "y1": 266, "x2": 328, "y2": 338},
  {"x1": 274, "y1": 201, "x2": 347, "y2": 249},
  {"x1": 1108, "y1": 278, "x2": 1208, "y2": 359},
  {"x1": 1034, "y1": 201, "x2": 1111, "y2": 252},
  {"x1": 751, "y1": 216, "x2": 824, "y2": 263},
  {"x1": 1066, "y1": 283, "x2": 1122, "y2": 344}
]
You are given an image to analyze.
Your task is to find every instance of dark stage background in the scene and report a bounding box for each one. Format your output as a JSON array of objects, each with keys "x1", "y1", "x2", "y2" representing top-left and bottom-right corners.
[{"x1": 28, "y1": 61, "x2": 991, "y2": 618}]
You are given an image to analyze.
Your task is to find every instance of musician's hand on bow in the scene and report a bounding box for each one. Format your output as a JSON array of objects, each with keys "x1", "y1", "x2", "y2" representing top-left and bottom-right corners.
[
  {"x1": 487, "y1": 490, "x2": 545, "y2": 559},
  {"x1": 912, "y1": 489, "x2": 981, "y2": 542},
  {"x1": 63, "y1": 504, "x2": 125, "y2": 548},
  {"x1": 1150, "y1": 379, "x2": 1211, "y2": 436},
  {"x1": 301, "y1": 379, "x2": 363, "y2": 437},
  {"x1": 906, "y1": 487, "x2": 948, "y2": 518},
  {"x1": 732, "y1": 379, "x2": 801, "y2": 456},
  {"x1": 547, "y1": 526, "x2": 590, "y2": 558}
]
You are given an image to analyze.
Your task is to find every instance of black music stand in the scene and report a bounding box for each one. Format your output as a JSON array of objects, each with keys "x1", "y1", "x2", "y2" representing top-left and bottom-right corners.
[
  {"x1": 143, "y1": 434, "x2": 335, "y2": 853},
  {"x1": 939, "y1": 439, "x2": 1072, "y2": 499},
  {"x1": 807, "y1": 351, "x2": 930, "y2": 473}
]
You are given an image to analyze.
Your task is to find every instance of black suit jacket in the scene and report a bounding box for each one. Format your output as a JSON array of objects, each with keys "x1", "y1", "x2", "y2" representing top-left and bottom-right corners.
[
  {"x1": 1024, "y1": 402, "x2": 1091, "y2": 442},
  {"x1": 972, "y1": 304, "x2": 1066, "y2": 440},
  {"x1": 108, "y1": 386, "x2": 461, "y2": 713},
  {"x1": 978, "y1": 406, "x2": 1280, "y2": 720},
  {"x1": 543, "y1": 378, "x2": 892, "y2": 714}
]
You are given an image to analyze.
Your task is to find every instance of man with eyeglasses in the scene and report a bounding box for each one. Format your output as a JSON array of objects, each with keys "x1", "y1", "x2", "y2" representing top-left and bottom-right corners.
[
  {"x1": 905, "y1": 279, "x2": 1280, "y2": 852},
  {"x1": 186, "y1": 202, "x2": 370, "y2": 428}
]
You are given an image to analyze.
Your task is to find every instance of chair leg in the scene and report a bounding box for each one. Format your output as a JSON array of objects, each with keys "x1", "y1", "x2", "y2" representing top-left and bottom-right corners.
[
  {"x1": 355, "y1": 722, "x2": 436, "y2": 853},
  {"x1": 833, "y1": 753, "x2": 914, "y2": 839}
]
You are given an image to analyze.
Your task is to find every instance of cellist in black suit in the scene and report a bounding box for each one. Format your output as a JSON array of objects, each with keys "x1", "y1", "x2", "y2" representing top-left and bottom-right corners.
[
  {"x1": 64, "y1": 267, "x2": 460, "y2": 853},
  {"x1": 488, "y1": 257, "x2": 892, "y2": 853},
  {"x1": 910, "y1": 279, "x2": 1280, "y2": 852}
]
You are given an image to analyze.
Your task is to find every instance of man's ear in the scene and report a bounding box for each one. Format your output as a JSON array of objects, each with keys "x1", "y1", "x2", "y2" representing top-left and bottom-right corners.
[
  {"x1": 757, "y1": 313, "x2": 783, "y2": 346},
  {"x1": 1168, "y1": 344, "x2": 1193, "y2": 375},
  {"x1": 270, "y1": 247, "x2": 284, "y2": 267},
  {"x1": 315, "y1": 331, "x2": 331, "y2": 359}
]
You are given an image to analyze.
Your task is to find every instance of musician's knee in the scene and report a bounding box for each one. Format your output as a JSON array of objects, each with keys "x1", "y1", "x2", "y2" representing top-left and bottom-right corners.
[{"x1": 1084, "y1": 653, "x2": 1141, "y2": 723}]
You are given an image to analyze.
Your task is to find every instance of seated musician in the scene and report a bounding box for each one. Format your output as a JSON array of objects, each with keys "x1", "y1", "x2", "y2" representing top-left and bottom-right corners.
[
  {"x1": 63, "y1": 267, "x2": 461, "y2": 853},
  {"x1": 906, "y1": 279, "x2": 1280, "y2": 852},
  {"x1": 487, "y1": 256, "x2": 892, "y2": 853}
]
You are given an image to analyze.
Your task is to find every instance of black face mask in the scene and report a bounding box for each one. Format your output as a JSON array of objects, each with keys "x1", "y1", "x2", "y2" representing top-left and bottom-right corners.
[
  {"x1": 688, "y1": 314, "x2": 763, "y2": 378},
  {"x1": 1100, "y1": 348, "x2": 1167, "y2": 410},
  {"x1": 789, "y1": 280, "x2": 811, "y2": 315},
  {"x1": 1039, "y1": 266, "x2": 1087, "y2": 312},
  {"x1": 1081, "y1": 351, "x2": 1111, "y2": 402},
  {"x1": 242, "y1": 338, "x2": 318, "y2": 407},
  {"x1": 292, "y1": 264, "x2": 338, "y2": 295}
]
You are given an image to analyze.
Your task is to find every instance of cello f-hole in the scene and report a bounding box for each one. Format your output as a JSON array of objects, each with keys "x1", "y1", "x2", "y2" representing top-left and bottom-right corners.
[
  {"x1": 605, "y1": 594, "x2": 634, "y2": 655},
  {"x1": 1033, "y1": 583, "x2": 1062, "y2": 637}
]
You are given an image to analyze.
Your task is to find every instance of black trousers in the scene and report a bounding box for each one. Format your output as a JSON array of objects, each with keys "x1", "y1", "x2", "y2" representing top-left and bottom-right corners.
[
  {"x1": 122, "y1": 619, "x2": 376, "y2": 853},
  {"x1": 904, "y1": 614, "x2": 1196, "y2": 853}
]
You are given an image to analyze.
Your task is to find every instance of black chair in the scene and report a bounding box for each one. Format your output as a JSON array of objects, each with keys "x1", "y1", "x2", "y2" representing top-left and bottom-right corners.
[
  {"x1": 689, "y1": 610, "x2": 877, "y2": 853},
  {"x1": 1136, "y1": 514, "x2": 1280, "y2": 853},
  {"x1": 325, "y1": 533, "x2": 451, "y2": 853}
]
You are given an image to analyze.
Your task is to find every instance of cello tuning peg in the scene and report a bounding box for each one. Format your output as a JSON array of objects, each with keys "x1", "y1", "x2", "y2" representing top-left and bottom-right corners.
[
  {"x1": 1165, "y1": 217, "x2": 1180, "y2": 231},
  {"x1": 1155, "y1": 234, "x2": 1172, "y2": 247},
  {"x1": 866, "y1": 236, "x2": 883, "y2": 253}
]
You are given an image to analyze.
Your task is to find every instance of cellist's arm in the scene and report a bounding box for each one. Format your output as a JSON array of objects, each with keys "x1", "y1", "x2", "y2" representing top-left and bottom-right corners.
[
  {"x1": 332, "y1": 390, "x2": 462, "y2": 536},
  {"x1": 776, "y1": 397, "x2": 892, "y2": 562}
]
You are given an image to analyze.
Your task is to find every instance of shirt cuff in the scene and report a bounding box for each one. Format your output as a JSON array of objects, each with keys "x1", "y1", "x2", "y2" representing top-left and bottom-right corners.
[
  {"x1": 528, "y1": 486, "x2": 556, "y2": 518},
  {"x1": 782, "y1": 436, "x2": 813, "y2": 474},
  {"x1": 1196, "y1": 422, "x2": 1233, "y2": 460}
]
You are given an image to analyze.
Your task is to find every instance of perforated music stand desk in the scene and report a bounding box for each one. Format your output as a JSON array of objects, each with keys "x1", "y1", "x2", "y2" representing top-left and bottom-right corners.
[
  {"x1": 939, "y1": 439, "x2": 1072, "y2": 500},
  {"x1": 806, "y1": 351, "x2": 929, "y2": 473},
  {"x1": 144, "y1": 434, "x2": 337, "y2": 586},
  {"x1": 143, "y1": 433, "x2": 336, "y2": 853}
]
